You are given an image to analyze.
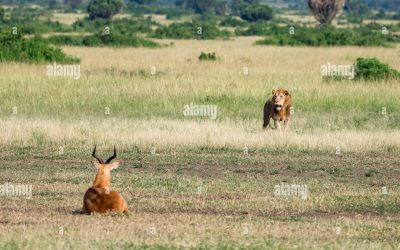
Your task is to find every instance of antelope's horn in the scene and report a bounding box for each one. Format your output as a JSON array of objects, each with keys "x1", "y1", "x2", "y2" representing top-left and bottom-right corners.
[
  {"x1": 105, "y1": 146, "x2": 117, "y2": 164},
  {"x1": 92, "y1": 145, "x2": 104, "y2": 164}
]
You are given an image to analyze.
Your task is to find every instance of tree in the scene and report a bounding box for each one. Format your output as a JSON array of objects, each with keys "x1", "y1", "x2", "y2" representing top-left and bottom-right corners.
[
  {"x1": 215, "y1": 1, "x2": 227, "y2": 15},
  {"x1": 242, "y1": 0, "x2": 259, "y2": 4},
  {"x1": 307, "y1": 0, "x2": 346, "y2": 26},
  {"x1": 87, "y1": 0, "x2": 124, "y2": 19},
  {"x1": 344, "y1": 0, "x2": 369, "y2": 15},
  {"x1": 229, "y1": 0, "x2": 242, "y2": 15},
  {"x1": 129, "y1": 0, "x2": 157, "y2": 5},
  {"x1": 376, "y1": 9, "x2": 386, "y2": 19},
  {"x1": 0, "y1": 7, "x2": 4, "y2": 22},
  {"x1": 240, "y1": 4, "x2": 273, "y2": 22},
  {"x1": 177, "y1": 0, "x2": 229, "y2": 15},
  {"x1": 65, "y1": 0, "x2": 83, "y2": 9},
  {"x1": 194, "y1": 0, "x2": 216, "y2": 14}
]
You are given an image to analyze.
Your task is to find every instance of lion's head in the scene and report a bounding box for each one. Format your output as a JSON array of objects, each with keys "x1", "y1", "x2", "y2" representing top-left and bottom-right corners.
[{"x1": 272, "y1": 88, "x2": 290, "y2": 111}]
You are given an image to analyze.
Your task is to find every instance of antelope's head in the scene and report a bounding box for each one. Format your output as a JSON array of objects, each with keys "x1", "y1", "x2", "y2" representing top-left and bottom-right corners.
[{"x1": 91, "y1": 146, "x2": 120, "y2": 188}]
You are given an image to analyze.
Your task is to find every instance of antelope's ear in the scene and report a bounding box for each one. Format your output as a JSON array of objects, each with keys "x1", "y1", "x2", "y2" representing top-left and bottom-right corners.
[
  {"x1": 92, "y1": 160, "x2": 101, "y2": 169},
  {"x1": 109, "y1": 161, "x2": 120, "y2": 171},
  {"x1": 272, "y1": 89, "x2": 277, "y2": 95}
]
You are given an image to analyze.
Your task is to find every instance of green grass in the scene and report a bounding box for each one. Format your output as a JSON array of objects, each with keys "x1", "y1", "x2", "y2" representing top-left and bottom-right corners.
[
  {"x1": 0, "y1": 38, "x2": 399, "y2": 249},
  {"x1": 0, "y1": 69, "x2": 399, "y2": 131},
  {"x1": 0, "y1": 32, "x2": 79, "y2": 63},
  {"x1": 0, "y1": 146, "x2": 400, "y2": 248},
  {"x1": 46, "y1": 33, "x2": 161, "y2": 48}
]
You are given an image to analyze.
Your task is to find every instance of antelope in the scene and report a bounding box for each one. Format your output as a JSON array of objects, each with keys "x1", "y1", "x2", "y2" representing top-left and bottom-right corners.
[{"x1": 82, "y1": 146, "x2": 128, "y2": 214}]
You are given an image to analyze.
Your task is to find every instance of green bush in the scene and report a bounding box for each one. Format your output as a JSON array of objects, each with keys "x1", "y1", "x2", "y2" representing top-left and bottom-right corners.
[
  {"x1": 365, "y1": 169, "x2": 379, "y2": 177},
  {"x1": 354, "y1": 57, "x2": 400, "y2": 80},
  {"x1": 254, "y1": 25, "x2": 400, "y2": 47},
  {"x1": 125, "y1": 3, "x2": 191, "y2": 18},
  {"x1": 198, "y1": 52, "x2": 217, "y2": 61},
  {"x1": 219, "y1": 16, "x2": 247, "y2": 27},
  {"x1": 164, "y1": 8, "x2": 192, "y2": 19},
  {"x1": 323, "y1": 57, "x2": 400, "y2": 81},
  {"x1": 87, "y1": 0, "x2": 124, "y2": 19},
  {"x1": 72, "y1": 17, "x2": 155, "y2": 34},
  {"x1": 235, "y1": 21, "x2": 271, "y2": 36},
  {"x1": 47, "y1": 33, "x2": 160, "y2": 48},
  {"x1": 0, "y1": 32, "x2": 80, "y2": 63},
  {"x1": 0, "y1": 7, "x2": 71, "y2": 35},
  {"x1": 151, "y1": 21, "x2": 231, "y2": 39},
  {"x1": 240, "y1": 4, "x2": 273, "y2": 22},
  {"x1": 393, "y1": 13, "x2": 400, "y2": 20},
  {"x1": 0, "y1": 7, "x2": 4, "y2": 22}
]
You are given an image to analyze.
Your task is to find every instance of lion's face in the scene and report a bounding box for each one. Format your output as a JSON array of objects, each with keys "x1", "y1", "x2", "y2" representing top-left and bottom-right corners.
[{"x1": 272, "y1": 89, "x2": 289, "y2": 111}]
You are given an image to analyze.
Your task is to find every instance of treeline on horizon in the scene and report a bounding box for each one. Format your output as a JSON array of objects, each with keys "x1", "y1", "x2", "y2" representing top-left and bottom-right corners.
[
  {"x1": 0, "y1": 0, "x2": 399, "y2": 63},
  {"x1": 0, "y1": 0, "x2": 399, "y2": 12}
]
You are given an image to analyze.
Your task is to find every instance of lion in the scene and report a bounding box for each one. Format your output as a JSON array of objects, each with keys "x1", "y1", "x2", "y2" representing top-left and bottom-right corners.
[{"x1": 263, "y1": 88, "x2": 292, "y2": 131}]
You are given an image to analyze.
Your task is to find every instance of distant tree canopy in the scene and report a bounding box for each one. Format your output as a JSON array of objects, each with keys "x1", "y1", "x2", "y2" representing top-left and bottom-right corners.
[
  {"x1": 229, "y1": 0, "x2": 272, "y2": 20},
  {"x1": 177, "y1": 0, "x2": 233, "y2": 15},
  {"x1": 363, "y1": 0, "x2": 400, "y2": 12},
  {"x1": 129, "y1": 0, "x2": 158, "y2": 5},
  {"x1": 194, "y1": 0, "x2": 216, "y2": 14},
  {"x1": 214, "y1": 0, "x2": 227, "y2": 15},
  {"x1": 344, "y1": 0, "x2": 369, "y2": 15},
  {"x1": 307, "y1": 0, "x2": 345, "y2": 26},
  {"x1": 0, "y1": 7, "x2": 4, "y2": 22},
  {"x1": 279, "y1": 0, "x2": 400, "y2": 12},
  {"x1": 229, "y1": 0, "x2": 242, "y2": 15},
  {"x1": 87, "y1": 0, "x2": 123, "y2": 19},
  {"x1": 64, "y1": 0, "x2": 83, "y2": 9},
  {"x1": 240, "y1": 4, "x2": 273, "y2": 22}
]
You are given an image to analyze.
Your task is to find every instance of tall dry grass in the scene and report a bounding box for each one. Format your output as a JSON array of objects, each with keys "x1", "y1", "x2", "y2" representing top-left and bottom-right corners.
[
  {"x1": 0, "y1": 118, "x2": 398, "y2": 153},
  {"x1": 0, "y1": 37, "x2": 399, "y2": 152}
]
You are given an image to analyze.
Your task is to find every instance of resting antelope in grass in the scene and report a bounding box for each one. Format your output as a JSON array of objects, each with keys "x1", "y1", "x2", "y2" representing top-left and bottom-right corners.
[{"x1": 82, "y1": 146, "x2": 128, "y2": 214}]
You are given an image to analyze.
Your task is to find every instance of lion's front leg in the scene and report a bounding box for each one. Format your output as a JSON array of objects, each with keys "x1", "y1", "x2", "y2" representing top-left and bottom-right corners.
[
  {"x1": 284, "y1": 118, "x2": 290, "y2": 132},
  {"x1": 274, "y1": 120, "x2": 281, "y2": 131}
]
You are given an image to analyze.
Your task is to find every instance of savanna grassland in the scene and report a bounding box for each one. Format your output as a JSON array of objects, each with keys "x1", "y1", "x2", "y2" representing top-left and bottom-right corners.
[{"x1": 0, "y1": 37, "x2": 400, "y2": 249}]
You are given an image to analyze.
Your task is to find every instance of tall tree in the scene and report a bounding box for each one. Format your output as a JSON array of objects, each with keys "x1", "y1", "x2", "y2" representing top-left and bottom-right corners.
[
  {"x1": 0, "y1": 7, "x2": 4, "y2": 22},
  {"x1": 194, "y1": 0, "x2": 216, "y2": 14},
  {"x1": 307, "y1": 0, "x2": 346, "y2": 26},
  {"x1": 87, "y1": 0, "x2": 124, "y2": 19},
  {"x1": 64, "y1": 0, "x2": 83, "y2": 9},
  {"x1": 344, "y1": 0, "x2": 369, "y2": 15}
]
